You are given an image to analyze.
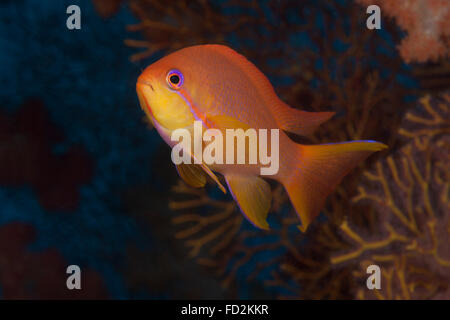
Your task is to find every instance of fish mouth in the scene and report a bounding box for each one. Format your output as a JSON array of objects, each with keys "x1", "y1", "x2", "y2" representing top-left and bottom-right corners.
[
  {"x1": 136, "y1": 81, "x2": 156, "y2": 127},
  {"x1": 137, "y1": 79, "x2": 155, "y2": 92},
  {"x1": 136, "y1": 81, "x2": 173, "y2": 134},
  {"x1": 136, "y1": 82, "x2": 154, "y2": 114}
]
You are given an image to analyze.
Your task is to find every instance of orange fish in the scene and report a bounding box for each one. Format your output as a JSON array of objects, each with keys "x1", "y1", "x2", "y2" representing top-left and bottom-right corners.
[{"x1": 136, "y1": 44, "x2": 387, "y2": 231}]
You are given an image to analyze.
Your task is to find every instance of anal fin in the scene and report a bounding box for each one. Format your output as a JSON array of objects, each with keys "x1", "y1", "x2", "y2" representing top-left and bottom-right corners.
[{"x1": 225, "y1": 175, "x2": 272, "y2": 230}]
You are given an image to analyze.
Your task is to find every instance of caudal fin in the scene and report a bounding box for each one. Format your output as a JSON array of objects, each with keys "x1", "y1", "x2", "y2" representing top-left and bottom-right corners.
[{"x1": 282, "y1": 140, "x2": 387, "y2": 232}]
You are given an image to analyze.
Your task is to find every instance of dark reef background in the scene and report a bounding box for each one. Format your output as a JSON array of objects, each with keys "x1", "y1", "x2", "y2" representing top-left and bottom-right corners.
[{"x1": 0, "y1": 0, "x2": 448, "y2": 299}]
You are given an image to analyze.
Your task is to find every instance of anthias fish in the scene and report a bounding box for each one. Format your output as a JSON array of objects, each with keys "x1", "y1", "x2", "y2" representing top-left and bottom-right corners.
[{"x1": 136, "y1": 44, "x2": 387, "y2": 231}]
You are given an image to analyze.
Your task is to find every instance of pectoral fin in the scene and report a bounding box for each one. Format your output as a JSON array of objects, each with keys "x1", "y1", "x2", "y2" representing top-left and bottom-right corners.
[
  {"x1": 176, "y1": 163, "x2": 207, "y2": 188},
  {"x1": 225, "y1": 175, "x2": 272, "y2": 230},
  {"x1": 198, "y1": 161, "x2": 227, "y2": 193},
  {"x1": 181, "y1": 149, "x2": 227, "y2": 193}
]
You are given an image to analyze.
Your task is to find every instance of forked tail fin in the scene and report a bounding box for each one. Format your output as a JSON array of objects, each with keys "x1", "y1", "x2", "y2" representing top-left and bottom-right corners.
[{"x1": 281, "y1": 140, "x2": 387, "y2": 232}]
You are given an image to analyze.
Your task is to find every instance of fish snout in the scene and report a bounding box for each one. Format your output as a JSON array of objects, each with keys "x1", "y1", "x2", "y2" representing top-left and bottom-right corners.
[
  {"x1": 137, "y1": 79, "x2": 155, "y2": 92},
  {"x1": 136, "y1": 81, "x2": 154, "y2": 116}
]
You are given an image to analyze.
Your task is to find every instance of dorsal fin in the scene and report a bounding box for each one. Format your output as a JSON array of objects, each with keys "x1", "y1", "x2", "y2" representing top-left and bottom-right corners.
[
  {"x1": 205, "y1": 45, "x2": 334, "y2": 136},
  {"x1": 272, "y1": 102, "x2": 335, "y2": 137}
]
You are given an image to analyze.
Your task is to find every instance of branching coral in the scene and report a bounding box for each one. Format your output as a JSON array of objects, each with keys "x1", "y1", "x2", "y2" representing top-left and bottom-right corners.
[
  {"x1": 169, "y1": 181, "x2": 302, "y2": 292},
  {"x1": 411, "y1": 60, "x2": 450, "y2": 97},
  {"x1": 170, "y1": 181, "x2": 241, "y2": 260},
  {"x1": 333, "y1": 92, "x2": 449, "y2": 299},
  {"x1": 357, "y1": 0, "x2": 450, "y2": 63},
  {"x1": 124, "y1": 0, "x2": 259, "y2": 62}
]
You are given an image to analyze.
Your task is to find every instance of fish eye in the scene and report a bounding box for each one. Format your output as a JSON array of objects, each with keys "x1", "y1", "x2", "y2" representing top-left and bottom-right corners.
[
  {"x1": 166, "y1": 69, "x2": 184, "y2": 90},
  {"x1": 170, "y1": 74, "x2": 180, "y2": 84}
]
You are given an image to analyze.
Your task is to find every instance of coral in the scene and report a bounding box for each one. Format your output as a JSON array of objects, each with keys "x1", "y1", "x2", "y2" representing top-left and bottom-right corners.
[
  {"x1": 123, "y1": 0, "x2": 258, "y2": 62},
  {"x1": 0, "y1": 222, "x2": 108, "y2": 299},
  {"x1": 0, "y1": 99, "x2": 93, "y2": 212},
  {"x1": 332, "y1": 92, "x2": 450, "y2": 299},
  {"x1": 357, "y1": 0, "x2": 450, "y2": 63},
  {"x1": 412, "y1": 60, "x2": 450, "y2": 95},
  {"x1": 169, "y1": 181, "x2": 302, "y2": 294}
]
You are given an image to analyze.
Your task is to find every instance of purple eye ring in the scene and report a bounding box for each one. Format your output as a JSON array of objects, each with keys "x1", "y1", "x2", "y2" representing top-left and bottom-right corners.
[{"x1": 166, "y1": 69, "x2": 184, "y2": 90}]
